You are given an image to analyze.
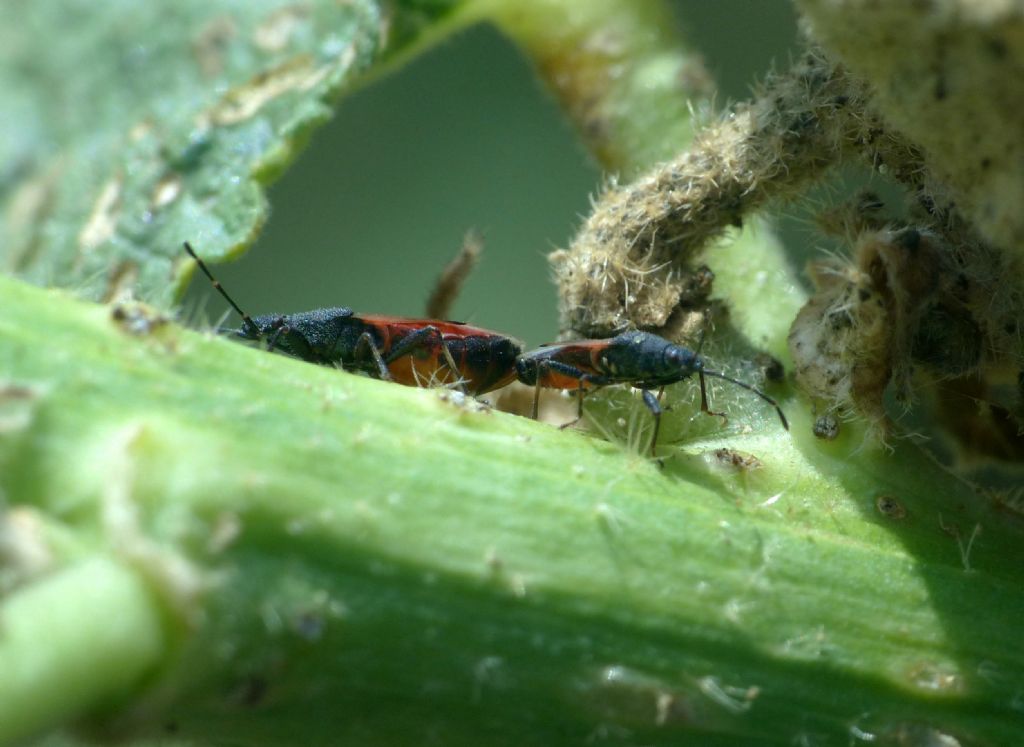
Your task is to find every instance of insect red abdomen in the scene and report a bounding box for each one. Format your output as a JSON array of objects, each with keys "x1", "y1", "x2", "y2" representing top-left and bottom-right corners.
[{"x1": 368, "y1": 318, "x2": 522, "y2": 395}]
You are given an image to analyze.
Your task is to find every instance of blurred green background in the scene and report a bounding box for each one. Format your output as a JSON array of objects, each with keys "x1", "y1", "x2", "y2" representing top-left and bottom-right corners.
[{"x1": 186, "y1": 1, "x2": 798, "y2": 345}]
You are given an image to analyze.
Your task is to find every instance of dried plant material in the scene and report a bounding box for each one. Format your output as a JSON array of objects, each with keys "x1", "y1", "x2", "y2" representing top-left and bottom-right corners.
[
  {"x1": 796, "y1": 0, "x2": 1024, "y2": 253},
  {"x1": 552, "y1": 49, "x2": 927, "y2": 338},
  {"x1": 425, "y1": 230, "x2": 483, "y2": 320},
  {"x1": 790, "y1": 216, "x2": 1024, "y2": 447},
  {"x1": 789, "y1": 249, "x2": 892, "y2": 431}
]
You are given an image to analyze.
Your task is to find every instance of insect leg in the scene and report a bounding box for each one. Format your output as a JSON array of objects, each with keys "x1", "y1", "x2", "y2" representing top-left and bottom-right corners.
[
  {"x1": 530, "y1": 359, "x2": 609, "y2": 428},
  {"x1": 435, "y1": 335, "x2": 466, "y2": 393},
  {"x1": 532, "y1": 376, "x2": 542, "y2": 420},
  {"x1": 264, "y1": 317, "x2": 289, "y2": 353},
  {"x1": 640, "y1": 388, "x2": 664, "y2": 456},
  {"x1": 574, "y1": 380, "x2": 586, "y2": 421},
  {"x1": 531, "y1": 360, "x2": 567, "y2": 420},
  {"x1": 550, "y1": 378, "x2": 592, "y2": 430},
  {"x1": 383, "y1": 326, "x2": 466, "y2": 392},
  {"x1": 354, "y1": 332, "x2": 392, "y2": 380},
  {"x1": 698, "y1": 371, "x2": 729, "y2": 425},
  {"x1": 558, "y1": 378, "x2": 601, "y2": 431}
]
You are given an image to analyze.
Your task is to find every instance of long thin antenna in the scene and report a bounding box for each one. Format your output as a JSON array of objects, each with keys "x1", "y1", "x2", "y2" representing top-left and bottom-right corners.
[
  {"x1": 702, "y1": 369, "x2": 790, "y2": 430},
  {"x1": 183, "y1": 242, "x2": 257, "y2": 335}
]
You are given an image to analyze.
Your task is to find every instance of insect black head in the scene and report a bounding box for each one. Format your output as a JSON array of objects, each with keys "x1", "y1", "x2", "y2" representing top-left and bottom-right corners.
[
  {"x1": 664, "y1": 344, "x2": 701, "y2": 375},
  {"x1": 235, "y1": 314, "x2": 287, "y2": 341},
  {"x1": 514, "y1": 355, "x2": 539, "y2": 386}
]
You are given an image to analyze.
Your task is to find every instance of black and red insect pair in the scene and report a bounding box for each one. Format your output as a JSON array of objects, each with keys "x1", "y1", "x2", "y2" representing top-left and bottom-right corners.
[{"x1": 184, "y1": 243, "x2": 788, "y2": 453}]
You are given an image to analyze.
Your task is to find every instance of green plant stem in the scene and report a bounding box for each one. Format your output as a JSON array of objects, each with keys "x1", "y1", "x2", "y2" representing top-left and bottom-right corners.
[
  {"x1": 2, "y1": 275, "x2": 1024, "y2": 745},
  {"x1": 468, "y1": 0, "x2": 703, "y2": 176},
  {"x1": 0, "y1": 558, "x2": 166, "y2": 745}
]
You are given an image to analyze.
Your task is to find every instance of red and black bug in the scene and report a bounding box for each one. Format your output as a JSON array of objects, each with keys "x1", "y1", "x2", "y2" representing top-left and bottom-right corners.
[
  {"x1": 515, "y1": 331, "x2": 789, "y2": 454},
  {"x1": 183, "y1": 242, "x2": 522, "y2": 396}
]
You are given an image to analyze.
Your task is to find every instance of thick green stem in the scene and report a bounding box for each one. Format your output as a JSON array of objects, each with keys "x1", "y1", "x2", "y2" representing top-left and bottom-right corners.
[{"x1": 2, "y1": 275, "x2": 1023, "y2": 744}]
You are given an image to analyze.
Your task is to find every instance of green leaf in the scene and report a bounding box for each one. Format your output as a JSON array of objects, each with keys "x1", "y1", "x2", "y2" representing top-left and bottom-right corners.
[{"x1": 0, "y1": 0, "x2": 464, "y2": 304}]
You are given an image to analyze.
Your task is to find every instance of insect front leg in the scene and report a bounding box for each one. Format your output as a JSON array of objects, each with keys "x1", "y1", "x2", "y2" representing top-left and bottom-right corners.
[
  {"x1": 698, "y1": 371, "x2": 728, "y2": 425},
  {"x1": 264, "y1": 318, "x2": 290, "y2": 353},
  {"x1": 263, "y1": 317, "x2": 317, "y2": 361}
]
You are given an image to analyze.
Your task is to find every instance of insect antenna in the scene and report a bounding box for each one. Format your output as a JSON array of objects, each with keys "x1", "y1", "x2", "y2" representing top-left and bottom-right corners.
[
  {"x1": 183, "y1": 242, "x2": 259, "y2": 337},
  {"x1": 701, "y1": 369, "x2": 790, "y2": 430}
]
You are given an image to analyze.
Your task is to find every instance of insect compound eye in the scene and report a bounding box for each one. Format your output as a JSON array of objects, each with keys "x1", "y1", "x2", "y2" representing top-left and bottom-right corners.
[
  {"x1": 664, "y1": 345, "x2": 699, "y2": 373},
  {"x1": 664, "y1": 346, "x2": 684, "y2": 367}
]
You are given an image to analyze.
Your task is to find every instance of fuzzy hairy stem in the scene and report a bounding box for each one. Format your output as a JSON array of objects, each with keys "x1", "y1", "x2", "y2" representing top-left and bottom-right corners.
[
  {"x1": 550, "y1": 49, "x2": 926, "y2": 338},
  {"x1": 2, "y1": 276, "x2": 1024, "y2": 745}
]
